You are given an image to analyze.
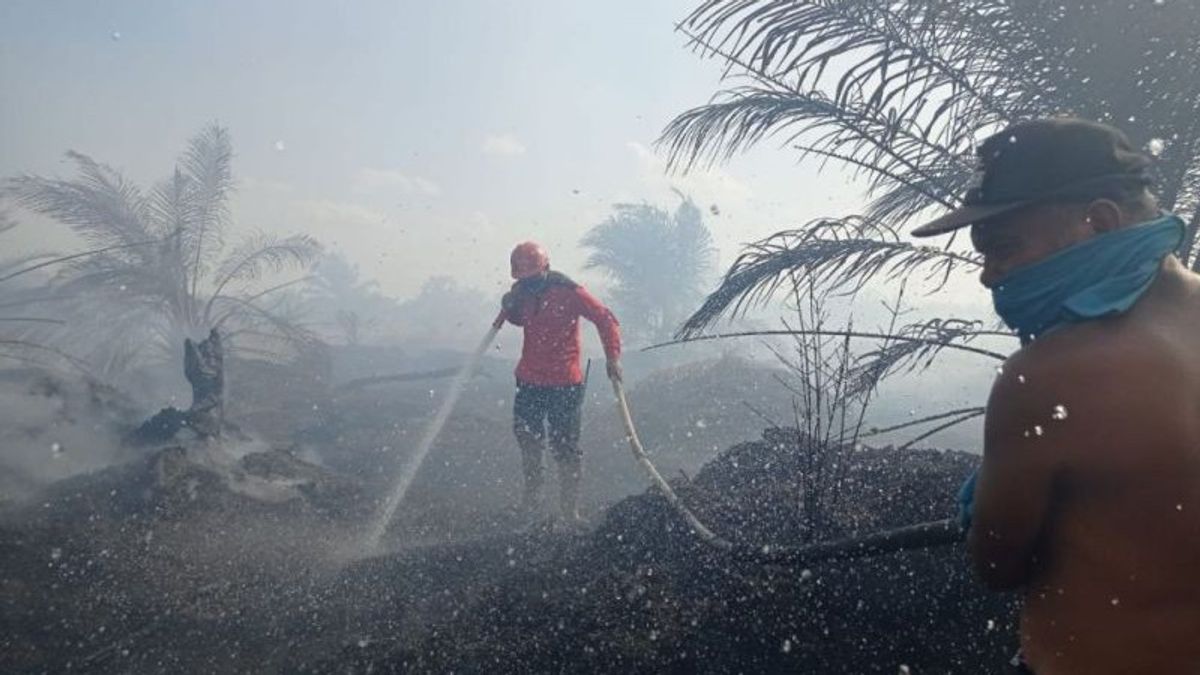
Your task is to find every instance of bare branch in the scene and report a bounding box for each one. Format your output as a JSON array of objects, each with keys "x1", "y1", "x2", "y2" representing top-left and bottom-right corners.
[{"x1": 646, "y1": 328, "x2": 1009, "y2": 362}]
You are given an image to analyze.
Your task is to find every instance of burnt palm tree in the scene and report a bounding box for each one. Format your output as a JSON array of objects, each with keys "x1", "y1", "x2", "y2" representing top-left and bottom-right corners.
[
  {"x1": 659, "y1": 0, "x2": 1200, "y2": 379},
  {"x1": 5, "y1": 124, "x2": 320, "y2": 379}
]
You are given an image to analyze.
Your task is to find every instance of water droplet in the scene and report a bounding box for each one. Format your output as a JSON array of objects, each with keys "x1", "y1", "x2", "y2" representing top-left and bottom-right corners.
[
  {"x1": 1147, "y1": 138, "x2": 1167, "y2": 156},
  {"x1": 357, "y1": 639, "x2": 369, "y2": 648},
  {"x1": 695, "y1": 418, "x2": 707, "y2": 429},
  {"x1": 899, "y1": 666, "x2": 912, "y2": 675},
  {"x1": 50, "y1": 548, "x2": 62, "y2": 560},
  {"x1": 110, "y1": 31, "x2": 122, "y2": 41},
  {"x1": 1033, "y1": 425, "x2": 1044, "y2": 436},
  {"x1": 1176, "y1": 503, "x2": 1184, "y2": 511},
  {"x1": 274, "y1": 140, "x2": 287, "y2": 152},
  {"x1": 800, "y1": 569, "x2": 813, "y2": 581},
  {"x1": 1052, "y1": 404, "x2": 1069, "y2": 420},
  {"x1": 1111, "y1": 597, "x2": 1120, "y2": 606},
  {"x1": 50, "y1": 442, "x2": 63, "y2": 455},
  {"x1": 1017, "y1": 375, "x2": 1026, "y2": 384},
  {"x1": 986, "y1": 619, "x2": 996, "y2": 631},
  {"x1": 995, "y1": 366, "x2": 1004, "y2": 375},
  {"x1": 781, "y1": 638, "x2": 792, "y2": 653},
  {"x1": 1024, "y1": 430, "x2": 1031, "y2": 438}
]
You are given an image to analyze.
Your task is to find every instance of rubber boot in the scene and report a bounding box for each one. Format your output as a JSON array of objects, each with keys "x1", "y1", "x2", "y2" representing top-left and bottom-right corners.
[
  {"x1": 515, "y1": 428, "x2": 545, "y2": 521},
  {"x1": 556, "y1": 454, "x2": 586, "y2": 529}
]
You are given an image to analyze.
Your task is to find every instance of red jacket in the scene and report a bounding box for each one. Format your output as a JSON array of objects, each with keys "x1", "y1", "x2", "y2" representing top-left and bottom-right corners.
[{"x1": 497, "y1": 282, "x2": 620, "y2": 387}]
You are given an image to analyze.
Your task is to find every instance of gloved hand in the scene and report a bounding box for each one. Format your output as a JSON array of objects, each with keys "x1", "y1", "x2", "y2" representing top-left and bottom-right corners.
[
  {"x1": 958, "y1": 469, "x2": 978, "y2": 532},
  {"x1": 606, "y1": 358, "x2": 623, "y2": 383}
]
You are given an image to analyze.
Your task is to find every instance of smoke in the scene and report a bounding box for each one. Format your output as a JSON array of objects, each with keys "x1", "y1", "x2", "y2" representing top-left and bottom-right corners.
[{"x1": 0, "y1": 369, "x2": 140, "y2": 502}]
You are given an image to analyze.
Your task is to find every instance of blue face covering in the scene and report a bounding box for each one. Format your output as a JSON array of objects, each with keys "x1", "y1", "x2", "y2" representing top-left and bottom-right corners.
[{"x1": 991, "y1": 213, "x2": 1185, "y2": 343}]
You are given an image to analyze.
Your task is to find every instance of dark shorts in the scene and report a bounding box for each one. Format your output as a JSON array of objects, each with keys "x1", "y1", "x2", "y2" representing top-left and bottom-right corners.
[{"x1": 513, "y1": 382, "x2": 585, "y2": 457}]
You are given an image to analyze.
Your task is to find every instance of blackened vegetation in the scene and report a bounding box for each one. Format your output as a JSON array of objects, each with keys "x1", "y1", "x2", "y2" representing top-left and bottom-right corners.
[
  {"x1": 129, "y1": 330, "x2": 232, "y2": 445},
  {"x1": 0, "y1": 422, "x2": 1014, "y2": 673},
  {"x1": 315, "y1": 434, "x2": 1013, "y2": 674},
  {"x1": 0, "y1": 448, "x2": 352, "y2": 672}
]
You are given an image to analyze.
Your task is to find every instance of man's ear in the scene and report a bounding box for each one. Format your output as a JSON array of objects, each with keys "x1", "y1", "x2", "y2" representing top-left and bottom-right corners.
[{"x1": 1082, "y1": 199, "x2": 1123, "y2": 233}]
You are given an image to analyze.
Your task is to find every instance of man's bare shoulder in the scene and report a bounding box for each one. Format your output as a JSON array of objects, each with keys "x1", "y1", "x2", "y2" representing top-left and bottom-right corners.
[
  {"x1": 989, "y1": 313, "x2": 1189, "y2": 461},
  {"x1": 1008, "y1": 307, "x2": 1182, "y2": 387}
]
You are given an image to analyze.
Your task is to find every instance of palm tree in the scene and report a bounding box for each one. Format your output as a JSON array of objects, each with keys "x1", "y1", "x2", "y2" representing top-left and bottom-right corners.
[
  {"x1": 0, "y1": 215, "x2": 85, "y2": 373},
  {"x1": 302, "y1": 251, "x2": 399, "y2": 346},
  {"x1": 581, "y1": 192, "x2": 716, "y2": 343},
  {"x1": 658, "y1": 0, "x2": 1200, "y2": 375},
  {"x1": 4, "y1": 124, "x2": 320, "y2": 380}
]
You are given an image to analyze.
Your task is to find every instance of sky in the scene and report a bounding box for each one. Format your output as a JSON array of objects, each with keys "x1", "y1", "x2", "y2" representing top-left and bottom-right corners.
[{"x1": 0, "y1": 0, "x2": 888, "y2": 300}]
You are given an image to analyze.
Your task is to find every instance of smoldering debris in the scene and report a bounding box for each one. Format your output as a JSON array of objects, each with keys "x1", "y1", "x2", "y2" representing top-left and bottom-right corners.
[
  {"x1": 0, "y1": 368, "x2": 141, "y2": 502},
  {"x1": 2, "y1": 416, "x2": 1014, "y2": 674}
]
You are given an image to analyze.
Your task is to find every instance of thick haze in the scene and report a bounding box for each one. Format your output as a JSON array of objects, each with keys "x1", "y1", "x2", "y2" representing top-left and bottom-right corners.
[
  {"x1": 1, "y1": 0, "x2": 995, "y2": 446},
  {"x1": 2, "y1": 0, "x2": 885, "y2": 298}
]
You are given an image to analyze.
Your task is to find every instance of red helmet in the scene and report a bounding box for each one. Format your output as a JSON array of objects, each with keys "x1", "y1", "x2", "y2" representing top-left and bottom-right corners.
[{"x1": 510, "y1": 241, "x2": 549, "y2": 279}]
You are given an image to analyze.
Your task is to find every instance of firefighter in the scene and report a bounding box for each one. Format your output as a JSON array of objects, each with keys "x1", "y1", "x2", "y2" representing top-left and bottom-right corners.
[{"x1": 494, "y1": 241, "x2": 621, "y2": 527}]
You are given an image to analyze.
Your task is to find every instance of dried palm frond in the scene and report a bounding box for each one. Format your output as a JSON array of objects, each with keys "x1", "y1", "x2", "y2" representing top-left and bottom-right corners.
[
  {"x1": 0, "y1": 237, "x2": 165, "y2": 285},
  {"x1": 897, "y1": 408, "x2": 985, "y2": 451},
  {"x1": 659, "y1": 0, "x2": 1044, "y2": 211},
  {"x1": 860, "y1": 406, "x2": 985, "y2": 440},
  {"x1": 863, "y1": 153, "x2": 973, "y2": 227},
  {"x1": 180, "y1": 124, "x2": 234, "y2": 298},
  {"x1": 678, "y1": 1, "x2": 1035, "y2": 116},
  {"x1": 648, "y1": 327, "x2": 1007, "y2": 363},
  {"x1": 209, "y1": 295, "x2": 321, "y2": 364},
  {"x1": 660, "y1": 87, "x2": 968, "y2": 204},
  {"x1": 5, "y1": 151, "x2": 154, "y2": 251},
  {"x1": 846, "y1": 317, "x2": 1013, "y2": 397},
  {"x1": 0, "y1": 317, "x2": 64, "y2": 325},
  {"x1": 676, "y1": 216, "x2": 978, "y2": 338},
  {"x1": 661, "y1": 0, "x2": 1200, "y2": 238},
  {"x1": 0, "y1": 338, "x2": 97, "y2": 377},
  {"x1": 205, "y1": 234, "x2": 320, "y2": 313}
]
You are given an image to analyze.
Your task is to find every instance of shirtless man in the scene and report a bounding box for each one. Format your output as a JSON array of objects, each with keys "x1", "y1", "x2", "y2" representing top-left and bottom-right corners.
[{"x1": 913, "y1": 118, "x2": 1200, "y2": 674}]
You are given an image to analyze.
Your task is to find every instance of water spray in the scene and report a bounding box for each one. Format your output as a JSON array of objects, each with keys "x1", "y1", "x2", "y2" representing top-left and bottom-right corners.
[{"x1": 362, "y1": 324, "x2": 501, "y2": 553}]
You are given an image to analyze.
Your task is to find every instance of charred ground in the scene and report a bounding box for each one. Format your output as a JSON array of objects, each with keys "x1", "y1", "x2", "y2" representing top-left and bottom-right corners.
[{"x1": 1, "y1": 357, "x2": 1014, "y2": 674}]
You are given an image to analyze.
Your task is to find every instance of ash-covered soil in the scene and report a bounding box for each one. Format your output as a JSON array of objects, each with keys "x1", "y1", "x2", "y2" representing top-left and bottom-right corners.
[{"x1": 1, "y1": 426, "x2": 1016, "y2": 674}]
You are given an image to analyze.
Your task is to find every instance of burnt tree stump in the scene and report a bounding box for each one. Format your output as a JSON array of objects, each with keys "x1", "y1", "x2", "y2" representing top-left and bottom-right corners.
[
  {"x1": 129, "y1": 328, "x2": 227, "y2": 445},
  {"x1": 184, "y1": 328, "x2": 224, "y2": 437}
]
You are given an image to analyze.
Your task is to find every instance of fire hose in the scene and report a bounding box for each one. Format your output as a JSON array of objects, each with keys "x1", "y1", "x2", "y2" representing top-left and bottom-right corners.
[{"x1": 609, "y1": 378, "x2": 964, "y2": 565}]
